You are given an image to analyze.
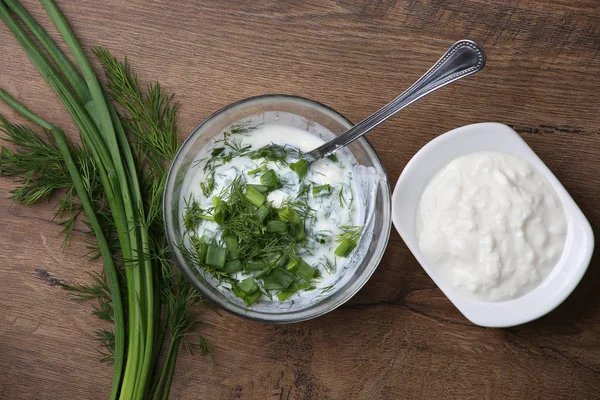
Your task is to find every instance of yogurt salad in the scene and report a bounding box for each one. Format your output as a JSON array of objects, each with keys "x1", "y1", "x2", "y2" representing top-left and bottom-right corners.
[{"x1": 178, "y1": 121, "x2": 375, "y2": 307}]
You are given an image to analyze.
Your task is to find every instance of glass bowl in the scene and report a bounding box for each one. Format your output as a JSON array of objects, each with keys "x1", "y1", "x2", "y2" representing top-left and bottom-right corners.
[{"x1": 163, "y1": 95, "x2": 391, "y2": 323}]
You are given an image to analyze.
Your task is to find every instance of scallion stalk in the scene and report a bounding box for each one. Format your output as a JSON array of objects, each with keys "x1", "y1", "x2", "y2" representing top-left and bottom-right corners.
[{"x1": 245, "y1": 185, "x2": 266, "y2": 207}]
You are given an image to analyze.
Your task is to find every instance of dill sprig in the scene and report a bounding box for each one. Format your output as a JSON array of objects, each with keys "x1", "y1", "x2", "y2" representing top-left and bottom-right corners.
[
  {"x1": 201, "y1": 124, "x2": 255, "y2": 174},
  {"x1": 336, "y1": 225, "x2": 364, "y2": 243},
  {"x1": 96, "y1": 329, "x2": 117, "y2": 363},
  {"x1": 323, "y1": 257, "x2": 337, "y2": 274},
  {"x1": 93, "y1": 47, "x2": 179, "y2": 171},
  {"x1": 247, "y1": 143, "x2": 297, "y2": 166},
  {"x1": 200, "y1": 172, "x2": 215, "y2": 197}
]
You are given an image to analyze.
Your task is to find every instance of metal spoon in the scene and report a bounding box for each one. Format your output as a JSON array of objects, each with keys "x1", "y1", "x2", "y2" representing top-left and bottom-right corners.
[{"x1": 303, "y1": 40, "x2": 486, "y2": 163}]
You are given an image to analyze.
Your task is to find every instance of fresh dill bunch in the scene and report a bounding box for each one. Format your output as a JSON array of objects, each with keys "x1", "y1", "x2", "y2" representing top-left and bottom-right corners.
[{"x1": 94, "y1": 47, "x2": 179, "y2": 171}]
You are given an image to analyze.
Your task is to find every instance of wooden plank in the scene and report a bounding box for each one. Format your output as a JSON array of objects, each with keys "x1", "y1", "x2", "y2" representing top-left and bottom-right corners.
[{"x1": 0, "y1": 0, "x2": 598, "y2": 399}]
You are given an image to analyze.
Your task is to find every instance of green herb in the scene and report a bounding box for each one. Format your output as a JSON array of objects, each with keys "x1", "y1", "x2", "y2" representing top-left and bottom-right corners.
[
  {"x1": 267, "y1": 220, "x2": 288, "y2": 233},
  {"x1": 294, "y1": 259, "x2": 317, "y2": 281},
  {"x1": 336, "y1": 225, "x2": 364, "y2": 242},
  {"x1": 245, "y1": 185, "x2": 266, "y2": 207},
  {"x1": 334, "y1": 225, "x2": 363, "y2": 258},
  {"x1": 232, "y1": 277, "x2": 261, "y2": 306},
  {"x1": 200, "y1": 172, "x2": 215, "y2": 197},
  {"x1": 224, "y1": 235, "x2": 239, "y2": 259},
  {"x1": 335, "y1": 239, "x2": 357, "y2": 257},
  {"x1": 314, "y1": 232, "x2": 330, "y2": 244},
  {"x1": 180, "y1": 167, "x2": 324, "y2": 304},
  {"x1": 312, "y1": 184, "x2": 332, "y2": 197},
  {"x1": 248, "y1": 165, "x2": 267, "y2": 176},
  {"x1": 323, "y1": 257, "x2": 337, "y2": 274},
  {"x1": 246, "y1": 184, "x2": 270, "y2": 193},
  {"x1": 183, "y1": 197, "x2": 215, "y2": 230},
  {"x1": 260, "y1": 169, "x2": 281, "y2": 190},
  {"x1": 206, "y1": 245, "x2": 227, "y2": 268},
  {"x1": 248, "y1": 144, "x2": 295, "y2": 165},
  {"x1": 212, "y1": 196, "x2": 227, "y2": 225},
  {"x1": 255, "y1": 204, "x2": 271, "y2": 222},
  {"x1": 245, "y1": 260, "x2": 267, "y2": 271},
  {"x1": 336, "y1": 183, "x2": 353, "y2": 208},
  {"x1": 0, "y1": 5, "x2": 212, "y2": 400},
  {"x1": 290, "y1": 159, "x2": 308, "y2": 178},
  {"x1": 223, "y1": 259, "x2": 243, "y2": 274}
]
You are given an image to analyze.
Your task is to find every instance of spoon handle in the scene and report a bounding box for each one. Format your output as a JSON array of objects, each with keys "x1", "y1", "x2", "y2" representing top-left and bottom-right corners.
[{"x1": 304, "y1": 40, "x2": 486, "y2": 163}]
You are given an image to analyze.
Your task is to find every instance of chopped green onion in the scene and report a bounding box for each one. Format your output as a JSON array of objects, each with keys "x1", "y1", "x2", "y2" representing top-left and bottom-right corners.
[
  {"x1": 277, "y1": 207, "x2": 296, "y2": 223},
  {"x1": 277, "y1": 290, "x2": 295, "y2": 301},
  {"x1": 290, "y1": 159, "x2": 308, "y2": 178},
  {"x1": 255, "y1": 204, "x2": 270, "y2": 222},
  {"x1": 334, "y1": 239, "x2": 357, "y2": 257},
  {"x1": 262, "y1": 268, "x2": 295, "y2": 290},
  {"x1": 245, "y1": 260, "x2": 267, "y2": 271},
  {"x1": 328, "y1": 154, "x2": 338, "y2": 162},
  {"x1": 236, "y1": 277, "x2": 258, "y2": 293},
  {"x1": 212, "y1": 197, "x2": 227, "y2": 225},
  {"x1": 312, "y1": 184, "x2": 331, "y2": 197},
  {"x1": 295, "y1": 259, "x2": 316, "y2": 281},
  {"x1": 223, "y1": 259, "x2": 243, "y2": 274},
  {"x1": 285, "y1": 258, "x2": 299, "y2": 271},
  {"x1": 245, "y1": 185, "x2": 266, "y2": 207},
  {"x1": 206, "y1": 245, "x2": 227, "y2": 268},
  {"x1": 248, "y1": 164, "x2": 268, "y2": 176},
  {"x1": 246, "y1": 184, "x2": 270, "y2": 193},
  {"x1": 223, "y1": 235, "x2": 239, "y2": 259},
  {"x1": 271, "y1": 267, "x2": 296, "y2": 288},
  {"x1": 267, "y1": 220, "x2": 287, "y2": 233},
  {"x1": 260, "y1": 169, "x2": 281, "y2": 189},
  {"x1": 190, "y1": 236, "x2": 209, "y2": 261},
  {"x1": 276, "y1": 282, "x2": 315, "y2": 301},
  {"x1": 294, "y1": 222, "x2": 305, "y2": 241},
  {"x1": 261, "y1": 276, "x2": 285, "y2": 290},
  {"x1": 232, "y1": 277, "x2": 261, "y2": 306},
  {"x1": 243, "y1": 291, "x2": 261, "y2": 307}
]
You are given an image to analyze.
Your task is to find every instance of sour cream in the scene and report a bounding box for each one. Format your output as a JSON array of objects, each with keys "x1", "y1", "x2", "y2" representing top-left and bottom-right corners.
[{"x1": 417, "y1": 151, "x2": 567, "y2": 302}]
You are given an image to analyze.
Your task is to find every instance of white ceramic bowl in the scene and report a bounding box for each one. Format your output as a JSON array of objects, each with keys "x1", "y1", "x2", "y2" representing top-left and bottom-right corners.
[{"x1": 392, "y1": 122, "x2": 594, "y2": 327}]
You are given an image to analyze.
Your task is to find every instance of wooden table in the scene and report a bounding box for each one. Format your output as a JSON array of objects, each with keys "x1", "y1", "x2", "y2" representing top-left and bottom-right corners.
[{"x1": 1, "y1": 1, "x2": 599, "y2": 399}]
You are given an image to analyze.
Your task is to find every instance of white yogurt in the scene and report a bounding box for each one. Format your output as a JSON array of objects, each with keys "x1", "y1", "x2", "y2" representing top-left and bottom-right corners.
[{"x1": 417, "y1": 151, "x2": 567, "y2": 302}]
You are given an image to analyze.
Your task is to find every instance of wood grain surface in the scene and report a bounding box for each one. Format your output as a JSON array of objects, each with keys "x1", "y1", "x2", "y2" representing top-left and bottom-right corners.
[{"x1": 1, "y1": 1, "x2": 599, "y2": 399}]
